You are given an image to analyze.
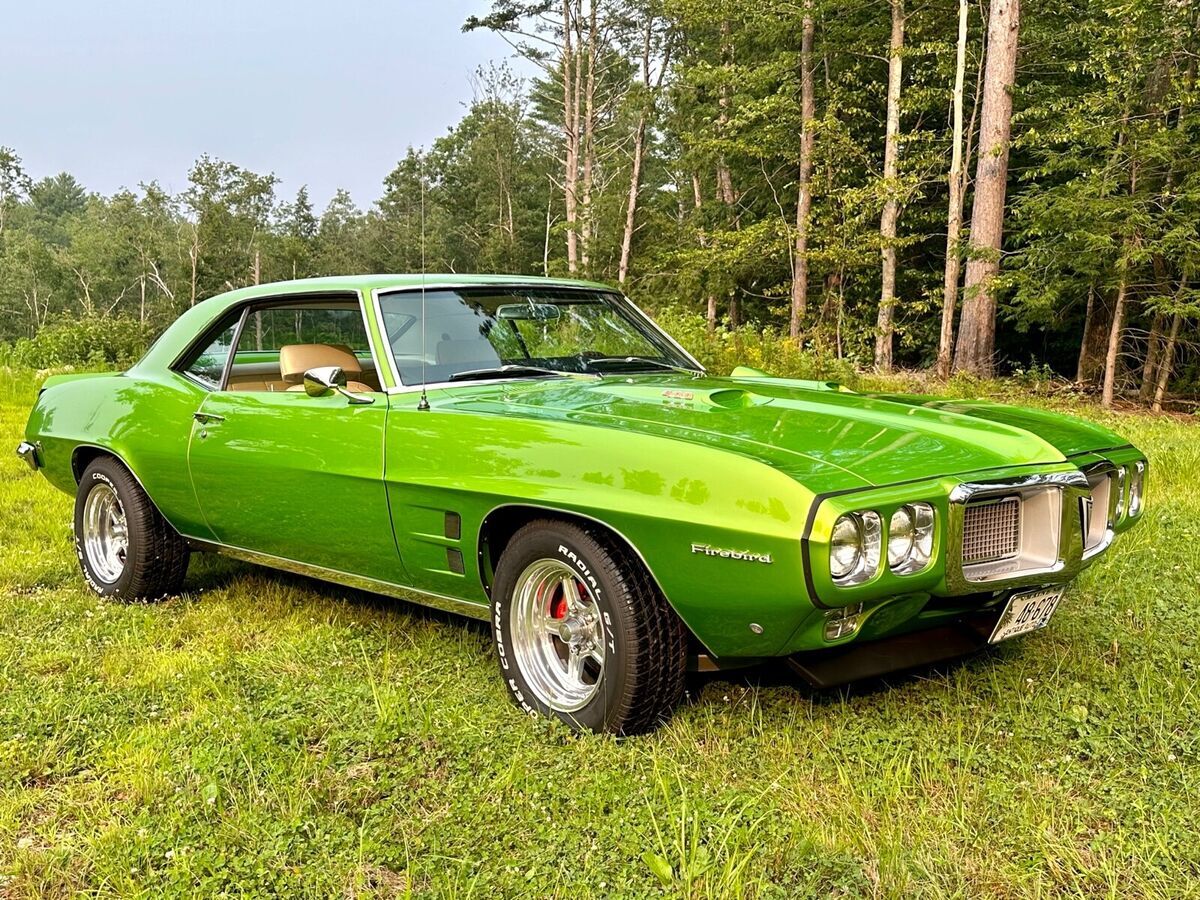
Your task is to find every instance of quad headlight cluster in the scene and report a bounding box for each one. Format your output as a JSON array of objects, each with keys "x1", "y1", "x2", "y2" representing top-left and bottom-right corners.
[{"x1": 829, "y1": 502, "x2": 935, "y2": 585}]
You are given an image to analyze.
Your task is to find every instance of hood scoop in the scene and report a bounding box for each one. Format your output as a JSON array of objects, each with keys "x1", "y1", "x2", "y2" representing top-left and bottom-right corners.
[{"x1": 591, "y1": 383, "x2": 771, "y2": 410}]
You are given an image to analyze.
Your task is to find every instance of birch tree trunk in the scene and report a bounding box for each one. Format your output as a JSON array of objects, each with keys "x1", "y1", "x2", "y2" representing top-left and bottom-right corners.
[
  {"x1": 619, "y1": 20, "x2": 670, "y2": 286},
  {"x1": 562, "y1": 0, "x2": 580, "y2": 274},
  {"x1": 936, "y1": 0, "x2": 970, "y2": 378},
  {"x1": 1101, "y1": 273, "x2": 1128, "y2": 408},
  {"x1": 874, "y1": 0, "x2": 906, "y2": 371},
  {"x1": 789, "y1": 4, "x2": 816, "y2": 341},
  {"x1": 692, "y1": 173, "x2": 717, "y2": 332},
  {"x1": 953, "y1": 0, "x2": 1020, "y2": 376},
  {"x1": 579, "y1": 1, "x2": 598, "y2": 272}
]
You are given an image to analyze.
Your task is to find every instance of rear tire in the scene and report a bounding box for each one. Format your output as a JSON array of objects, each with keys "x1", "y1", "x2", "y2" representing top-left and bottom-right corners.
[
  {"x1": 74, "y1": 457, "x2": 189, "y2": 601},
  {"x1": 491, "y1": 519, "x2": 687, "y2": 735}
]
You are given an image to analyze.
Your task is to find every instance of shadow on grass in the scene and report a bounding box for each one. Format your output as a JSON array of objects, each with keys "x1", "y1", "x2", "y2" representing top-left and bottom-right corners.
[{"x1": 185, "y1": 551, "x2": 1014, "y2": 718}]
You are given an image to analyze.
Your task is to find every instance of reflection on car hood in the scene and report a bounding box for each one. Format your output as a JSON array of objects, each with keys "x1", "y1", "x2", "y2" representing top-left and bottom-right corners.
[{"x1": 440, "y1": 374, "x2": 1129, "y2": 488}]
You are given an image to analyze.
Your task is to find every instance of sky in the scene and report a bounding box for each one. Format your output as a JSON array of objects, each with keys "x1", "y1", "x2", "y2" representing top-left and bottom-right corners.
[{"x1": 2, "y1": 0, "x2": 529, "y2": 211}]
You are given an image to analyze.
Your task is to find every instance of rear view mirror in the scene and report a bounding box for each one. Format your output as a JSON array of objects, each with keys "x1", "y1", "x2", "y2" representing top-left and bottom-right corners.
[
  {"x1": 303, "y1": 366, "x2": 373, "y2": 405},
  {"x1": 497, "y1": 302, "x2": 562, "y2": 322}
]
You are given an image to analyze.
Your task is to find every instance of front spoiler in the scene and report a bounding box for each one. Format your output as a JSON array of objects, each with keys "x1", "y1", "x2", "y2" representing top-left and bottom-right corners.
[
  {"x1": 16, "y1": 441, "x2": 41, "y2": 471},
  {"x1": 787, "y1": 609, "x2": 1002, "y2": 688}
]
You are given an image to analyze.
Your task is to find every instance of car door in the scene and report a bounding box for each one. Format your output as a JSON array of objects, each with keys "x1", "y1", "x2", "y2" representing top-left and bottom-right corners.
[{"x1": 186, "y1": 295, "x2": 406, "y2": 584}]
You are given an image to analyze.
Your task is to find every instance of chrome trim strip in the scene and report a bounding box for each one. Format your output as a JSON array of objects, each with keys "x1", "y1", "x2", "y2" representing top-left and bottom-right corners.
[
  {"x1": 186, "y1": 538, "x2": 491, "y2": 621},
  {"x1": 945, "y1": 471, "x2": 1089, "y2": 593},
  {"x1": 1079, "y1": 461, "x2": 1117, "y2": 563},
  {"x1": 16, "y1": 440, "x2": 41, "y2": 471}
]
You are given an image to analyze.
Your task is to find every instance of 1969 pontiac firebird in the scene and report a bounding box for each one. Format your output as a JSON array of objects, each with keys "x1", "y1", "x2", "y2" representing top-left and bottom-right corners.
[{"x1": 18, "y1": 275, "x2": 1147, "y2": 734}]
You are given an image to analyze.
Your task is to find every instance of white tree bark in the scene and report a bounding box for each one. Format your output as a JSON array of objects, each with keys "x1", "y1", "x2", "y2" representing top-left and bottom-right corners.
[
  {"x1": 936, "y1": 0, "x2": 970, "y2": 378},
  {"x1": 789, "y1": 4, "x2": 816, "y2": 340},
  {"x1": 874, "y1": 0, "x2": 906, "y2": 371}
]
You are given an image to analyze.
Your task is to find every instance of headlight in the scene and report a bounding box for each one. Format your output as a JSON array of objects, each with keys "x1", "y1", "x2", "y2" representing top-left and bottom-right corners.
[
  {"x1": 829, "y1": 511, "x2": 881, "y2": 585},
  {"x1": 1115, "y1": 465, "x2": 1127, "y2": 519},
  {"x1": 888, "y1": 502, "x2": 935, "y2": 574},
  {"x1": 1128, "y1": 461, "x2": 1145, "y2": 516}
]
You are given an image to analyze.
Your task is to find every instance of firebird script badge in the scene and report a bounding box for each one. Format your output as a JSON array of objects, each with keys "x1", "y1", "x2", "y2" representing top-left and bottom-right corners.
[{"x1": 691, "y1": 543, "x2": 773, "y2": 564}]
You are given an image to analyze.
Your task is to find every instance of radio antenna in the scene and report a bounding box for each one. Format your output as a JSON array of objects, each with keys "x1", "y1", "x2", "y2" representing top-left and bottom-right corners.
[{"x1": 417, "y1": 161, "x2": 430, "y2": 411}]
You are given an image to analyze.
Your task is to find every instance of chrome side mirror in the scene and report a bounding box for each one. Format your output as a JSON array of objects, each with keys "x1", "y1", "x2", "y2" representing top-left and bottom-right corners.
[{"x1": 303, "y1": 366, "x2": 374, "y2": 405}]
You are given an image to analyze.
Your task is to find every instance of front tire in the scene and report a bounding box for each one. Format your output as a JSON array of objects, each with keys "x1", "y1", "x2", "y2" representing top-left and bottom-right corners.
[
  {"x1": 491, "y1": 519, "x2": 687, "y2": 735},
  {"x1": 74, "y1": 457, "x2": 190, "y2": 601}
]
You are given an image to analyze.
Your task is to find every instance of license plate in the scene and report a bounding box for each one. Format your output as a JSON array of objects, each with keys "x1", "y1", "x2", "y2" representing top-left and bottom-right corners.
[{"x1": 989, "y1": 587, "x2": 1063, "y2": 644}]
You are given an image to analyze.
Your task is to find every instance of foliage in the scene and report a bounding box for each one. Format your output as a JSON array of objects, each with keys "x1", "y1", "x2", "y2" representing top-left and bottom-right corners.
[
  {"x1": 0, "y1": 0, "x2": 1198, "y2": 401},
  {"x1": 2, "y1": 317, "x2": 153, "y2": 369},
  {"x1": 1, "y1": 373, "x2": 1198, "y2": 896},
  {"x1": 654, "y1": 305, "x2": 860, "y2": 384}
]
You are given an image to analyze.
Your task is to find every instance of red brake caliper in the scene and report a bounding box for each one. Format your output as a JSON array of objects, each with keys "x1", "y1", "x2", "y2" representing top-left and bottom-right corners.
[{"x1": 550, "y1": 583, "x2": 568, "y2": 620}]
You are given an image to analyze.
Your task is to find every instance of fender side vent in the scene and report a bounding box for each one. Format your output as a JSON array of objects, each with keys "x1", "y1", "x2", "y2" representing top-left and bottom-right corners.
[
  {"x1": 444, "y1": 511, "x2": 461, "y2": 540},
  {"x1": 446, "y1": 548, "x2": 465, "y2": 574}
]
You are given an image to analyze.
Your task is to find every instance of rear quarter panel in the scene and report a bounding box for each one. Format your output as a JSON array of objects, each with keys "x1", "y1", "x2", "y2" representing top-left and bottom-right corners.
[{"x1": 25, "y1": 371, "x2": 210, "y2": 539}]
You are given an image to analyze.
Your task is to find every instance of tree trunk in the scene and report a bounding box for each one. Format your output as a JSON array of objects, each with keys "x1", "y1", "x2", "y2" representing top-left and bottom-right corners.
[
  {"x1": 789, "y1": 4, "x2": 816, "y2": 340},
  {"x1": 692, "y1": 173, "x2": 717, "y2": 332},
  {"x1": 1139, "y1": 313, "x2": 1164, "y2": 400},
  {"x1": 579, "y1": 0, "x2": 598, "y2": 272},
  {"x1": 874, "y1": 0, "x2": 906, "y2": 372},
  {"x1": 562, "y1": 0, "x2": 580, "y2": 274},
  {"x1": 1076, "y1": 284, "x2": 1111, "y2": 385},
  {"x1": 936, "y1": 0, "x2": 970, "y2": 379},
  {"x1": 1152, "y1": 313, "x2": 1181, "y2": 413},
  {"x1": 716, "y1": 21, "x2": 737, "y2": 210},
  {"x1": 953, "y1": 0, "x2": 1020, "y2": 376},
  {"x1": 619, "y1": 20, "x2": 670, "y2": 286},
  {"x1": 1101, "y1": 274, "x2": 1128, "y2": 408}
]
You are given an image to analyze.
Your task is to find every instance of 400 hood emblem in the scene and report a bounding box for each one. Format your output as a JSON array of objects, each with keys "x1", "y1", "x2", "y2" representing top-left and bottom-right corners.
[{"x1": 691, "y1": 543, "x2": 773, "y2": 564}]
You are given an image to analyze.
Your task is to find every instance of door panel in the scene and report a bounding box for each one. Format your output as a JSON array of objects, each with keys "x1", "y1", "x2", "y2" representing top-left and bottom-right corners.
[{"x1": 187, "y1": 390, "x2": 406, "y2": 583}]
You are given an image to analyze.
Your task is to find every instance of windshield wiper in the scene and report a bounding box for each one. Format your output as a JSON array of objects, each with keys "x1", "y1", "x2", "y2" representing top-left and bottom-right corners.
[
  {"x1": 447, "y1": 364, "x2": 599, "y2": 383},
  {"x1": 586, "y1": 356, "x2": 702, "y2": 376}
]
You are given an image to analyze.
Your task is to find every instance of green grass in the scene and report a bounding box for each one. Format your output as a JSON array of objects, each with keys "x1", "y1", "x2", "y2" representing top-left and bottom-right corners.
[{"x1": 1, "y1": 367, "x2": 1197, "y2": 898}]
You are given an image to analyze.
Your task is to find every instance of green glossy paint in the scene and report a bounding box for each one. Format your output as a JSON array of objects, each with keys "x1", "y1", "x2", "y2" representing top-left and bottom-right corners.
[{"x1": 23, "y1": 275, "x2": 1147, "y2": 660}]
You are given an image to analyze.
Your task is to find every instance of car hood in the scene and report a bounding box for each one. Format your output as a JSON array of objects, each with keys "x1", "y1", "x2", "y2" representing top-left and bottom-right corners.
[{"x1": 440, "y1": 374, "x2": 1127, "y2": 489}]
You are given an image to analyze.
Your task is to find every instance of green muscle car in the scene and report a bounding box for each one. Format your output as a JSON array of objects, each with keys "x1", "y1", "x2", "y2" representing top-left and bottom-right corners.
[{"x1": 18, "y1": 275, "x2": 1147, "y2": 734}]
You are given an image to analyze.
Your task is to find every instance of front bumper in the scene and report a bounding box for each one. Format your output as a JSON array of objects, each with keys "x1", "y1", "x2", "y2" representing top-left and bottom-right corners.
[
  {"x1": 16, "y1": 441, "x2": 41, "y2": 471},
  {"x1": 788, "y1": 605, "x2": 1004, "y2": 687}
]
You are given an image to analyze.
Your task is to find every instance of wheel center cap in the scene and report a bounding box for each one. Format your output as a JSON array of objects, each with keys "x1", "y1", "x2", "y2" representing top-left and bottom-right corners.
[{"x1": 556, "y1": 616, "x2": 587, "y2": 644}]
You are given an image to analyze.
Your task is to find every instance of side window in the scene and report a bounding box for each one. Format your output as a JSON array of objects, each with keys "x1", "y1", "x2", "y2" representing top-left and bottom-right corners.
[
  {"x1": 179, "y1": 314, "x2": 240, "y2": 389},
  {"x1": 226, "y1": 303, "x2": 376, "y2": 392}
]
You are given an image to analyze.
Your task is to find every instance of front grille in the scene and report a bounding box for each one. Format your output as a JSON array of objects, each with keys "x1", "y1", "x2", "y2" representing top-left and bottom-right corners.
[{"x1": 962, "y1": 496, "x2": 1021, "y2": 564}]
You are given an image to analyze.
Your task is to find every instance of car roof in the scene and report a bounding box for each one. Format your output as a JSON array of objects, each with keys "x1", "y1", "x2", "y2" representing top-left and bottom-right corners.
[
  {"x1": 133, "y1": 274, "x2": 620, "y2": 375},
  {"x1": 205, "y1": 273, "x2": 616, "y2": 302}
]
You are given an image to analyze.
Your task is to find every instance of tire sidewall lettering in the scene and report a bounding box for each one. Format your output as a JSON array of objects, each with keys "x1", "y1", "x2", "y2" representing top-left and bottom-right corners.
[{"x1": 492, "y1": 531, "x2": 622, "y2": 730}]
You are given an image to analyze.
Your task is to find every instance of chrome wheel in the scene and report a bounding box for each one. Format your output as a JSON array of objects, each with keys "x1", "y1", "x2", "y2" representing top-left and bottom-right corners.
[
  {"x1": 82, "y1": 482, "x2": 128, "y2": 583},
  {"x1": 510, "y1": 559, "x2": 606, "y2": 713}
]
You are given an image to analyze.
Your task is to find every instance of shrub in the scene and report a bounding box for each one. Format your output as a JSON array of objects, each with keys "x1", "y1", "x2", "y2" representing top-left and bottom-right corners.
[
  {"x1": 649, "y1": 306, "x2": 860, "y2": 387},
  {"x1": 4, "y1": 317, "x2": 154, "y2": 370}
]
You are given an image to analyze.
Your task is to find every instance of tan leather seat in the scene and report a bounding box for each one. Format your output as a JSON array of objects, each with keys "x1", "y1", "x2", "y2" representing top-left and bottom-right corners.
[{"x1": 279, "y1": 344, "x2": 374, "y2": 393}]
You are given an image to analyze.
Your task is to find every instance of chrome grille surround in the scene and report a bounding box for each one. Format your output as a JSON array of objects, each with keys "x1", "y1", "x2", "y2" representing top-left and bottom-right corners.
[
  {"x1": 945, "y1": 471, "x2": 1089, "y2": 592},
  {"x1": 962, "y1": 496, "x2": 1021, "y2": 565},
  {"x1": 1080, "y1": 462, "x2": 1117, "y2": 561}
]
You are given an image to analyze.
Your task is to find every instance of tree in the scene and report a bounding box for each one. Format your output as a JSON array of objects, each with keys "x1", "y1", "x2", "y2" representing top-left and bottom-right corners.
[
  {"x1": 953, "y1": 0, "x2": 1019, "y2": 376},
  {"x1": 936, "y1": 0, "x2": 972, "y2": 378},
  {"x1": 788, "y1": 1, "x2": 816, "y2": 339},
  {"x1": 873, "y1": 0, "x2": 906, "y2": 371}
]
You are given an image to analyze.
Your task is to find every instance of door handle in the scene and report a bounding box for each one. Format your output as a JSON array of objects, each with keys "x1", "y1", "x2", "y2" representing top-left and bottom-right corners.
[{"x1": 193, "y1": 412, "x2": 225, "y2": 424}]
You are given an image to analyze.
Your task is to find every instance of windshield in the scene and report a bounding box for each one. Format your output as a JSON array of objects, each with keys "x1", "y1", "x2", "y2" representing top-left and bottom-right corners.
[{"x1": 378, "y1": 287, "x2": 699, "y2": 386}]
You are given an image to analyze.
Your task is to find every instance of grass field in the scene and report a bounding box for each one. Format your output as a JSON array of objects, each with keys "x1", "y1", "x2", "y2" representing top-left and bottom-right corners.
[{"x1": 1, "y1": 367, "x2": 1197, "y2": 898}]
